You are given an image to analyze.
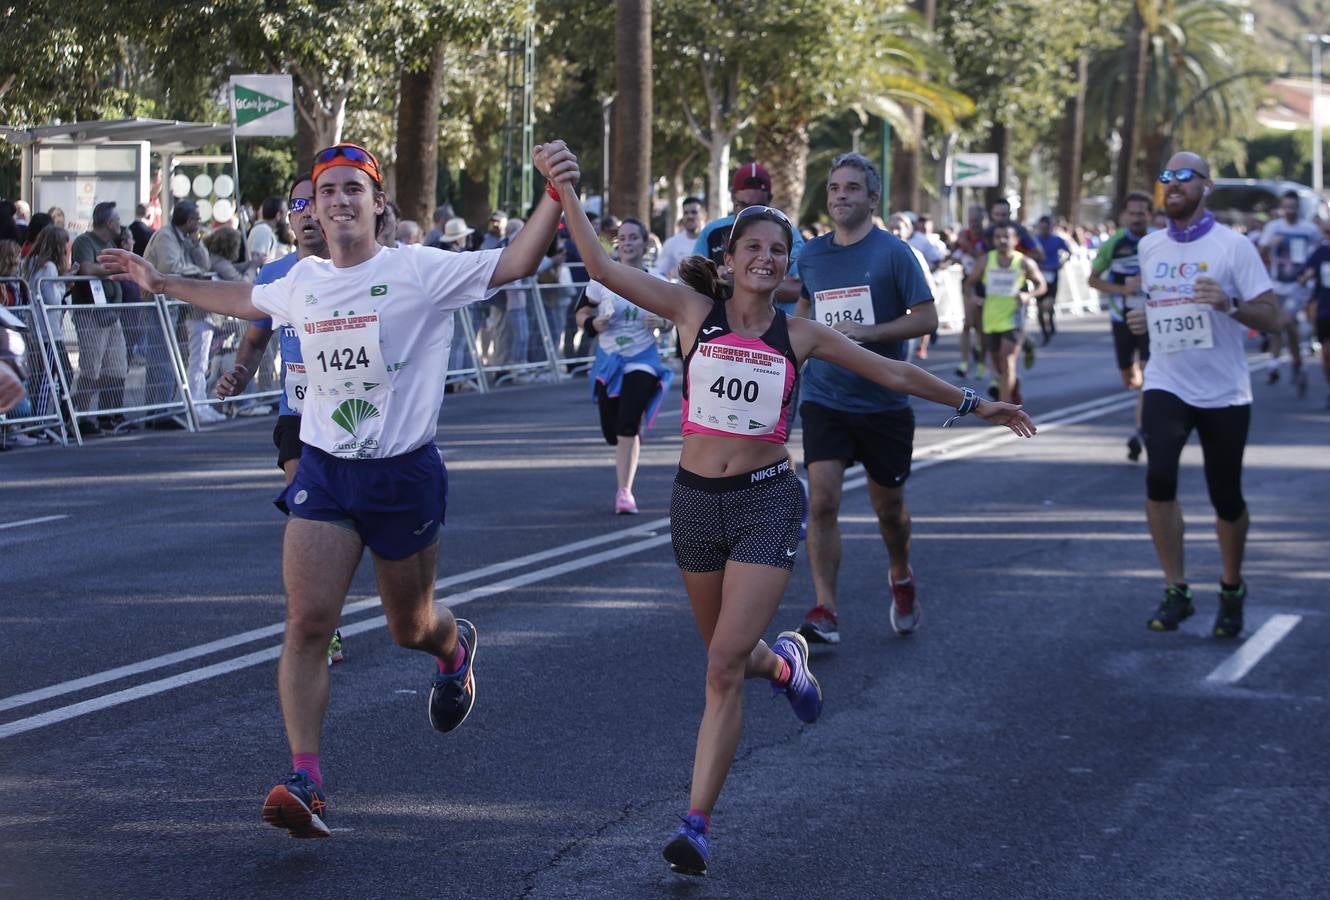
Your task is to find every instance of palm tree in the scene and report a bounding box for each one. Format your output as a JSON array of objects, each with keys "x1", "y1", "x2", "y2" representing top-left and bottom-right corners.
[
  {"x1": 1089, "y1": 0, "x2": 1258, "y2": 212},
  {"x1": 757, "y1": 3, "x2": 972, "y2": 219},
  {"x1": 611, "y1": 0, "x2": 652, "y2": 222}
]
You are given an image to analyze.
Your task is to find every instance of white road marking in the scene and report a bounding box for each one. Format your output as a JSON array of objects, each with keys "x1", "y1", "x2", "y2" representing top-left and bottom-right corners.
[
  {"x1": 0, "y1": 514, "x2": 68, "y2": 531},
  {"x1": 1204, "y1": 615, "x2": 1302, "y2": 685},
  {"x1": 0, "y1": 534, "x2": 672, "y2": 739},
  {"x1": 0, "y1": 386, "x2": 1153, "y2": 738},
  {"x1": 0, "y1": 517, "x2": 670, "y2": 715}
]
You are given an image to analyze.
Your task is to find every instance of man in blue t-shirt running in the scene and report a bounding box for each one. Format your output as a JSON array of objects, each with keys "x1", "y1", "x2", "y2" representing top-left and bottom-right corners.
[{"x1": 791, "y1": 152, "x2": 937, "y2": 644}]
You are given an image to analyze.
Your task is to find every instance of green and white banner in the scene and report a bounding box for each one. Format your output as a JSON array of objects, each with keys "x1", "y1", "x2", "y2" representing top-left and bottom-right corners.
[{"x1": 230, "y1": 75, "x2": 295, "y2": 137}]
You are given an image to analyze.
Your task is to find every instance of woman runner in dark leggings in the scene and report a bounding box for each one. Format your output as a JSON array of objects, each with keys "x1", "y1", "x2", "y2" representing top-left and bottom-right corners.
[
  {"x1": 575, "y1": 218, "x2": 673, "y2": 514},
  {"x1": 536, "y1": 143, "x2": 1036, "y2": 878}
]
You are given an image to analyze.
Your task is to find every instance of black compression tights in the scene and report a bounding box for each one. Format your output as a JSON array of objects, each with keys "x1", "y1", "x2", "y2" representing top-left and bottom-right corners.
[{"x1": 1141, "y1": 389, "x2": 1250, "y2": 521}]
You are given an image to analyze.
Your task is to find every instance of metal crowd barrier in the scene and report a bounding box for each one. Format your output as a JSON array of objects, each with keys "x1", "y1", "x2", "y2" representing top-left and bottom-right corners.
[
  {"x1": 6, "y1": 256, "x2": 1114, "y2": 450},
  {"x1": 0, "y1": 277, "x2": 68, "y2": 446},
  {"x1": 157, "y1": 298, "x2": 284, "y2": 419},
  {"x1": 33, "y1": 275, "x2": 195, "y2": 443}
]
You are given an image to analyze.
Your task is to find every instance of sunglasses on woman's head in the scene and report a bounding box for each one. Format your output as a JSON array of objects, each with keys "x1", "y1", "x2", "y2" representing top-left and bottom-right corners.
[
  {"x1": 1157, "y1": 168, "x2": 1207, "y2": 185},
  {"x1": 734, "y1": 205, "x2": 791, "y2": 227}
]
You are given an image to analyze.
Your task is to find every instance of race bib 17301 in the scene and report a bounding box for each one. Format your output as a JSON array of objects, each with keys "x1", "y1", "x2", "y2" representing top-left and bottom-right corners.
[{"x1": 1145, "y1": 297, "x2": 1214, "y2": 354}]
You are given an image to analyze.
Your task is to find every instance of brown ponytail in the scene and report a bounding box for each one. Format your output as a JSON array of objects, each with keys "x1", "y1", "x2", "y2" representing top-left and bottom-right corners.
[{"x1": 677, "y1": 254, "x2": 731, "y2": 303}]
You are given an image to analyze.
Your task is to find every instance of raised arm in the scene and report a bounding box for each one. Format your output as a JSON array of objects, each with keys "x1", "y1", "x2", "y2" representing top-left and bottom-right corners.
[
  {"x1": 490, "y1": 142, "x2": 581, "y2": 288},
  {"x1": 98, "y1": 248, "x2": 264, "y2": 320},
  {"x1": 535, "y1": 143, "x2": 710, "y2": 334},
  {"x1": 791, "y1": 317, "x2": 1036, "y2": 436}
]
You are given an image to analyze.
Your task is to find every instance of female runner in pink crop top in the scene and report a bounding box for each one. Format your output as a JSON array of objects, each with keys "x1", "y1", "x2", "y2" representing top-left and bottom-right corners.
[{"x1": 536, "y1": 141, "x2": 1035, "y2": 879}]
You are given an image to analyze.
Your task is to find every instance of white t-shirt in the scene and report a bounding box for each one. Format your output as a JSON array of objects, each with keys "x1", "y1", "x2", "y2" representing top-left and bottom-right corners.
[
  {"x1": 247, "y1": 222, "x2": 278, "y2": 262},
  {"x1": 653, "y1": 230, "x2": 698, "y2": 280},
  {"x1": 1258, "y1": 219, "x2": 1321, "y2": 283},
  {"x1": 586, "y1": 277, "x2": 661, "y2": 359},
  {"x1": 1138, "y1": 223, "x2": 1273, "y2": 408},
  {"x1": 251, "y1": 244, "x2": 501, "y2": 458}
]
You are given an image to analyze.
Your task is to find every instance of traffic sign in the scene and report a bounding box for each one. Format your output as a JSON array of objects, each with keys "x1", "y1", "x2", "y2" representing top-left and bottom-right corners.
[
  {"x1": 230, "y1": 75, "x2": 294, "y2": 137},
  {"x1": 949, "y1": 153, "x2": 999, "y2": 188}
]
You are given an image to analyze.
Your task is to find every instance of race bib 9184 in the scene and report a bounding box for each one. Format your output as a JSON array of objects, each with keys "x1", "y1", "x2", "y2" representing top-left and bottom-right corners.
[
  {"x1": 814, "y1": 285, "x2": 875, "y2": 328},
  {"x1": 1145, "y1": 297, "x2": 1214, "y2": 354}
]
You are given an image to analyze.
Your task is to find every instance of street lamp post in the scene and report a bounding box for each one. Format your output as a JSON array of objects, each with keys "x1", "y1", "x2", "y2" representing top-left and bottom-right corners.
[
  {"x1": 601, "y1": 94, "x2": 616, "y2": 216},
  {"x1": 1307, "y1": 34, "x2": 1330, "y2": 197}
]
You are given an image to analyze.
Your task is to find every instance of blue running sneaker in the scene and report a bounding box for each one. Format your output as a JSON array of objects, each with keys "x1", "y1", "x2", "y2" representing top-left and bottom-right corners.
[
  {"x1": 262, "y1": 770, "x2": 330, "y2": 839},
  {"x1": 429, "y1": 618, "x2": 477, "y2": 733},
  {"x1": 770, "y1": 631, "x2": 822, "y2": 724},
  {"x1": 663, "y1": 812, "x2": 710, "y2": 877}
]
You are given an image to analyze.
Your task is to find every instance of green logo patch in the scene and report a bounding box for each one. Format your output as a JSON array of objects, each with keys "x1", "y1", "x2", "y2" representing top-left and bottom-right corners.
[
  {"x1": 370, "y1": 284, "x2": 388, "y2": 297},
  {"x1": 331, "y1": 398, "x2": 381, "y2": 436}
]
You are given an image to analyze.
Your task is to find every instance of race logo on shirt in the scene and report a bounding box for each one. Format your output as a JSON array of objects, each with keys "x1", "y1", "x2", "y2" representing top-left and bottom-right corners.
[
  {"x1": 331, "y1": 398, "x2": 380, "y2": 437},
  {"x1": 305, "y1": 293, "x2": 319, "y2": 306},
  {"x1": 370, "y1": 284, "x2": 388, "y2": 297}
]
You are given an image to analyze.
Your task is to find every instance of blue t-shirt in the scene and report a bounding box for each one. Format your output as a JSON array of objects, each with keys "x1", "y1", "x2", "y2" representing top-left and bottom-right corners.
[
  {"x1": 1304, "y1": 243, "x2": 1330, "y2": 318},
  {"x1": 1037, "y1": 234, "x2": 1071, "y2": 274},
  {"x1": 799, "y1": 227, "x2": 934, "y2": 413},
  {"x1": 253, "y1": 253, "x2": 303, "y2": 416}
]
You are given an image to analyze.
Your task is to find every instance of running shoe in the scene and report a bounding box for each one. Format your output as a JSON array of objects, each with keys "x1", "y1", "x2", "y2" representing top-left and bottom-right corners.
[
  {"x1": 429, "y1": 619, "x2": 477, "y2": 733},
  {"x1": 889, "y1": 568, "x2": 920, "y2": 636},
  {"x1": 327, "y1": 629, "x2": 345, "y2": 666},
  {"x1": 262, "y1": 770, "x2": 330, "y2": 839},
  {"x1": 798, "y1": 605, "x2": 840, "y2": 645},
  {"x1": 615, "y1": 487, "x2": 639, "y2": 515},
  {"x1": 975, "y1": 361, "x2": 988, "y2": 381},
  {"x1": 1023, "y1": 336, "x2": 1037, "y2": 370},
  {"x1": 1127, "y1": 435, "x2": 1143, "y2": 462},
  {"x1": 1213, "y1": 582, "x2": 1246, "y2": 639},
  {"x1": 770, "y1": 631, "x2": 822, "y2": 724},
  {"x1": 1267, "y1": 367, "x2": 1280, "y2": 385},
  {"x1": 1147, "y1": 585, "x2": 1195, "y2": 632},
  {"x1": 663, "y1": 812, "x2": 710, "y2": 877},
  {"x1": 1295, "y1": 368, "x2": 1309, "y2": 399},
  {"x1": 987, "y1": 381, "x2": 999, "y2": 400},
  {"x1": 954, "y1": 361, "x2": 969, "y2": 377}
]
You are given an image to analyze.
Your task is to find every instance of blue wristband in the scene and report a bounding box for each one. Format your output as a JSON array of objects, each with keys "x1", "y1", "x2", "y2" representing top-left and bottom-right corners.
[{"x1": 943, "y1": 387, "x2": 978, "y2": 428}]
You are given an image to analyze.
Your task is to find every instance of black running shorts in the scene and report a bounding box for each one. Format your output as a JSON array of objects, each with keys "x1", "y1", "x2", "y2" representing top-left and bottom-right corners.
[
  {"x1": 799, "y1": 401, "x2": 915, "y2": 488},
  {"x1": 273, "y1": 414, "x2": 304, "y2": 470},
  {"x1": 670, "y1": 461, "x2": 804, "y2": 572},
  {"x1": 1111, "y1": 319, "x2": 1151, "y2": 371}
]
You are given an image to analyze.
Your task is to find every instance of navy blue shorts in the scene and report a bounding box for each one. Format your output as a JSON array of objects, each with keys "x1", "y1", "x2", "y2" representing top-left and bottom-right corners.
[{"x1": 279, "y1": 443, "x2": 448, "y2": 560}]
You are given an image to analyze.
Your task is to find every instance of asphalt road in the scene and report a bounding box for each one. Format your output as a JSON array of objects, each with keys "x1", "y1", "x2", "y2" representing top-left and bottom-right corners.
[{"x1": 2, "y1": 315, "x2": 1327, "y2": 899}]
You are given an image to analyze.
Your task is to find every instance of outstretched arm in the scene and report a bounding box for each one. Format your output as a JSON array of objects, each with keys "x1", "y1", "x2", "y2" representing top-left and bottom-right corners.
[
  {"x1": 792, "y1": 317, "x2": 1036, "y2": 436},
  {"x1": 98, "y1": 249, "x2": 264, "y2": 320},
  {"x1": 535, "y1": 143, "x2": 710, "y2": 334}
]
